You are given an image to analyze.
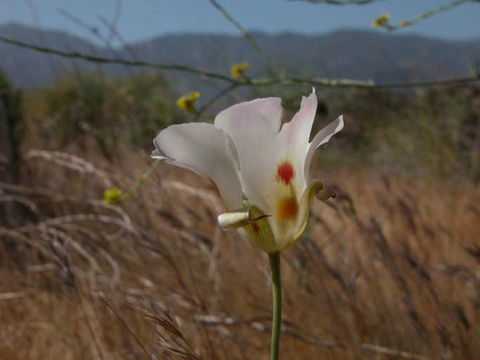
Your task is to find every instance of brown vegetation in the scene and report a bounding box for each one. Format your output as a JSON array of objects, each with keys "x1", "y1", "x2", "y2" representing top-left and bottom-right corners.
[{"x1": 1, "y1": 147, "x2": 479, "y2": 359}]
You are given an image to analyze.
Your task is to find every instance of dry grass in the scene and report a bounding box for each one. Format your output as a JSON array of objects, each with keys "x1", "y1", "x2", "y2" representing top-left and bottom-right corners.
[{"x1": 1, "y1": 150, "x2": 479, "y2": 359}]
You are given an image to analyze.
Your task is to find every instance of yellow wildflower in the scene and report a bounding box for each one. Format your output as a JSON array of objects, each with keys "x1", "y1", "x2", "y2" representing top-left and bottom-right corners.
[
  {"x1": 176, "y1": 91, "x2": 200, "y2": 113},
  {"x1": 372, "y1": 13, "x2": 391, "y2": 27},
  {"x1": 102, "y1": 187, "x2": 123, "y2": 205},
  {"x1": 231, "y1": 62, "x2": 250, "y2": 80}
]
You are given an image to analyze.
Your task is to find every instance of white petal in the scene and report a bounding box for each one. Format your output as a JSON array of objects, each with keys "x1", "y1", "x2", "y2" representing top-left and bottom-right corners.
[
  {"x1": 278, "y1": 89, "x2": 317, "y2": 193},
  {"x1": 284, "y1": 180, "x2": 323, "y2": 250},
  {"x1": 212, "y1": 93, "x2": 342, "y2": 252},
  {"x1": 214, "y1": 97, "x2": 283, "y2": 136},
  {"x1": 214, "y1": 93, "x2": 322, "y2": 249},
  {"x1": 214, "y1": 97, "x2": 283, "y2": 212},
  {"x1": 280, "y1": 89, "x2": 317, "y2": 147},
  {"x1": 153, "y1": 123, "x2": 244, "y2": 210},
  {"x1": 151, "y1": 149, "x2": 165, "y2": 159},
  {"x1": 304, "y1": 115, "x2": 344, "y2": 180}
]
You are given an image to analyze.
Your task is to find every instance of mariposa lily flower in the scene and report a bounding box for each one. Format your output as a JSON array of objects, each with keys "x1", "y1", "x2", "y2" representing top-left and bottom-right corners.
[{"x1": 152, "y1": 89, "x2": 343, "y2": 253}]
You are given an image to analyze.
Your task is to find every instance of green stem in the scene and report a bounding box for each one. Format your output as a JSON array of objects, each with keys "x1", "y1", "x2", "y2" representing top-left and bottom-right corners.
[{"x1": 268, "y1": 252, "x2": 282, "y2": 360}]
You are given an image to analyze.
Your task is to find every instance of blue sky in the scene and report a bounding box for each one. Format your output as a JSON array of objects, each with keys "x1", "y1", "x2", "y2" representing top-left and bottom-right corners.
[{"x1": 2, "y1": 0, "x2": 479, "y2": 44}]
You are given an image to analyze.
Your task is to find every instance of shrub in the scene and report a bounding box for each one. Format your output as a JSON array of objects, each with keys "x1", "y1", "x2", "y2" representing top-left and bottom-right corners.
[{"x1": 24, "y1": 71, "x2": 183, "y2": 156}]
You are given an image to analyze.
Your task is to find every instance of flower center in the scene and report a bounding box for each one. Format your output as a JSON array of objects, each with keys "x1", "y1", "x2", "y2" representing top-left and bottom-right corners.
[
  {"x1": 277, "y1": 196, "x2": 298, "y2": 220},
  {"x1": 277, "y1": 161, "x2": 294, "y2": 185}
]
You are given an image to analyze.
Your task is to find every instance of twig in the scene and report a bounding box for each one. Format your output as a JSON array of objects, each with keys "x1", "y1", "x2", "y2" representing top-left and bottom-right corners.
[
  {"x1": 292, "y1": 0, "x2": 475, "y2": 32},
  {"x1": 388, "y1": 0, "x2": 473, "y2": 31},
  {"x1": 289, "y1": 0, "x2": 381, "y2": 4},
  {"x1": 194, "y1": 82, "x2": 240, "y2": 120},
  {"x1": 58, "y1": 9, "x2": 106, "y2": 44},
  {"x1": 282, "y1": 74, "x2": 480, "y2": 88},
  {"x1": 208, "y1": 0, "x2": 267, "y2": 61},
  {"x1": 0, "y1": 34, "x2": 479, "y2": 88},
  {"x1": 99, "y1": 295, "x2": 153, "y2": 359},
  {"x1": 0, "y1": 35, "x2": 234, "y2": 83},
  {"x1": 98, "y1": 15, "x2": 138, "y2": 61},
  {"x1": 72, "y1": 286, "x2": 106, "y2": 360},
  {"x1": 192, "y1": 314, "x2": 431, "y2": 360},
  {"x1": 0, "y1": 291, "x2": 31, "y2": 301},
  {"x1": 107, "y1": 0, "x2": 123, "y2": 45}
]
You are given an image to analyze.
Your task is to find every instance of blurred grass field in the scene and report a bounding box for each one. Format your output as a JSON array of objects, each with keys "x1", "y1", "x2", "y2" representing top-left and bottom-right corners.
[{"x1": 1, "y1": 71, "x2": 480, "y2": 359}]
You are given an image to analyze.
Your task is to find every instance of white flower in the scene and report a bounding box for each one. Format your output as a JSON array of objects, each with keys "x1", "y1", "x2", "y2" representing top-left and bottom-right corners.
[{"x1": 152, "y1": 89, "x2": 343, "y2": 253}]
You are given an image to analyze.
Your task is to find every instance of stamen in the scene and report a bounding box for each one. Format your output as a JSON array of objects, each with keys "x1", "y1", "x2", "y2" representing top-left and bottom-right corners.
[
  {"x1": 217, "y1": 207, "x2": 271, "y2": 229},
  {"x1": 315, "y1": 188, "x2": 336, "y2": 201}
]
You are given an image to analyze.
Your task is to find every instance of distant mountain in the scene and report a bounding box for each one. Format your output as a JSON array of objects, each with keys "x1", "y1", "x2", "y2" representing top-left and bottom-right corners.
[
  {"x1": 1, "y1": 22, "x2": 479, "y2": 90},
  {"x1": 0, "y1": 23, "x2": 102, "y2": 86}
]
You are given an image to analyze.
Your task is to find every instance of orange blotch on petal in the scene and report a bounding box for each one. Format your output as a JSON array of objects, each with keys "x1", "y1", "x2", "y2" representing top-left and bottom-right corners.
[
  {"x1": 277, "y1": 196, "x2": 298, "y2": 220},
  {"x1": 277, "y1": 161, "x2": 295, "y2": 185}
]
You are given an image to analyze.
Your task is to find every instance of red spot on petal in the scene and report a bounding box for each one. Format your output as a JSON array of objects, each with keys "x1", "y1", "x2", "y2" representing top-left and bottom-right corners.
[{"x1": 277, "y1": 161, "x2": 295, "y2": 185}]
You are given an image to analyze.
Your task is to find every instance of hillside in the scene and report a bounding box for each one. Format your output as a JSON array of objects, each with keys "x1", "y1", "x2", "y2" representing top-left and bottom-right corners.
[{"x1": 1, "y1": 22, "x2": 479, "y2": 88}]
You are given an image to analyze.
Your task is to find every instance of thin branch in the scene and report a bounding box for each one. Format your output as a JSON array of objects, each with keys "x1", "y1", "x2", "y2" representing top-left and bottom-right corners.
[
  {"x1": 194, "y1": 82, "x2": 240, "y2": 120},
  {"x1": 0, "y1": 291, "x2": 32, "y2": 301},
  {"x1": 0, "y1": 35, "x2": 479, "y2": 89},
  {"x1": 208, "y1": 0, "x2": 267, "y2": 60},
  {"x1": 387, "y1": 0, "x2": 473, "y2": 31},
  {"x1": 58, "y1": 8, "x2": 105, "y2": 44},
  {"x1": 98, "y1": 15, "x2": 139, "y2": 61},
  {"x1": 99, "y1": 295, "x2": 153, "y2": 359},
  {"x1": 293, "y1": 0, "x2": 476, "y2": 31},
  {"x1": 289, "y1": 0, "x2": 382, "y2": 4},
  {"x1": 275, "y1": 74, "x2": 480, "y2": 88},
  {"x1": 107, "y1": 0, "x2": 122, "y2": 45},
  {"x1": 0, "y1": 34, "x2": 234, "y2": 83},
  {"x1": 192, "y1": 314, "x2": 431, "y2": 360}
]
